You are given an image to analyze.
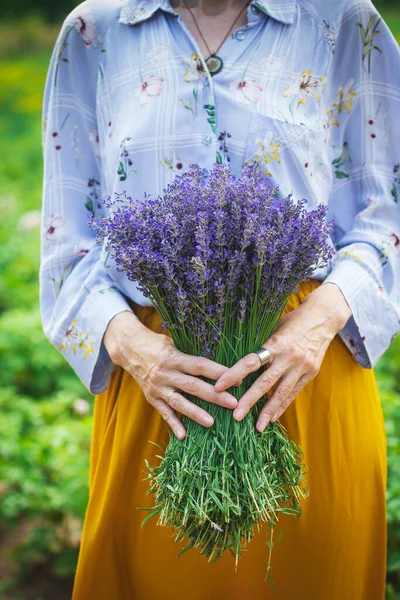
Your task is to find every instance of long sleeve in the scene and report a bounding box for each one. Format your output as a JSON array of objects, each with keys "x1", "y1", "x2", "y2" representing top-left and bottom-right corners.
[
  {"x1": 322, "y1": 0, "x2": 400, "y2": 367},
  {"x1": 40, "y1": 6, "x2": 133, "y2": 394}
]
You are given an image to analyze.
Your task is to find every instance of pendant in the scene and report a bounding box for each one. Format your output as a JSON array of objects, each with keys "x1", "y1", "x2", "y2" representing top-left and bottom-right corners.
[{"x1": 206, "y1": 55, "x2": 223, "y2": 76}]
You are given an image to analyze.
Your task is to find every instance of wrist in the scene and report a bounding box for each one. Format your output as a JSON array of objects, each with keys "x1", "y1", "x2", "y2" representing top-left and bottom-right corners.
[
  {"x1": 103, "y1": 310, "x2": 147, "y2": 364},
  {"x1": 303, "y1": 282, "x2": 352, "y2": 335}
]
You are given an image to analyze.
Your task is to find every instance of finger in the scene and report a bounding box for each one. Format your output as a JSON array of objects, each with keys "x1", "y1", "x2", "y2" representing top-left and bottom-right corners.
[
  {"x1": 215, "y1": 352, "x2": 265, "y2": 393},
  {"x1": 270, "y1": 374, "x2": 310, "y2": 423},
  {"x1": 170, "y1": 351, "x2": 229, "y2": 381},
  {"x1": 151, "y1": 397, "x2": 186, "y2": 440},
  {"x1": 233, "y1": 365, "x2": 283, "y2": 422},
  {"x1": 255, "y1": 372, "x2": 303, "y2": 432},
  {"x1": 163, "y1": 371, "x2": 237, "y2": 409},
  {"x1": 163, "y1": 390, "x2": 215, "y2": 429}
]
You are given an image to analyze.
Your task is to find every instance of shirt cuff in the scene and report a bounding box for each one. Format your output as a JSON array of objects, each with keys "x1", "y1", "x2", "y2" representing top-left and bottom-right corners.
[
  {"x1": 322, "y1": 258, "x2": 400, "y2": 368},
  {"x1": 89, "y1": 292, "x2": 133, "y2": 395},
  {"x1": 58, "y1": 288, "x2": 133, "y2": 395}
]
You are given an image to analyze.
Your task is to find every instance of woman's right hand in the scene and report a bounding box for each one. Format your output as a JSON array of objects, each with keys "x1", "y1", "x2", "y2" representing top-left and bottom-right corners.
[{"x1": 103, "y1": 311, "x2": 238, "y2": 440}]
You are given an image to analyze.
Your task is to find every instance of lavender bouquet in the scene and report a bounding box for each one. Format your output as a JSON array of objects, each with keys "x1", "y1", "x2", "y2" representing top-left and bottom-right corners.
[{"x1": 92, "y1": 163, "x2": 332, "y2": 581}]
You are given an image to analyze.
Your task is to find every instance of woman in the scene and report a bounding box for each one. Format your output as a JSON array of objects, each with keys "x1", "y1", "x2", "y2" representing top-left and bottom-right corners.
[{"x1": 40, "y1": 0, "x2": 400, "y2": 598}]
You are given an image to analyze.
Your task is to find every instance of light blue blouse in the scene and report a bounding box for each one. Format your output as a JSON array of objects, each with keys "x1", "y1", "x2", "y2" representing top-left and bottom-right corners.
[{"x1": 40, "y1": 0, "x2": 400, "y2": 394}]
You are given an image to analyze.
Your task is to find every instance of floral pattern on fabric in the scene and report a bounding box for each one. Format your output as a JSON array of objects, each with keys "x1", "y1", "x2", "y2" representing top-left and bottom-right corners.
[
  {"x1": 117, "y1": 138, "x2": 136, "y2": 181},
  {"x1": 61, "y1": 319, "x2": 95, "y2": 359},
  {"x1": 253, "y1": 131, "x2": 281, "y2": 175},
  {"x1": 392, "y1": 164, "x2": 400, "y2": 203},
  {"x1": 332, "y1": 142, "x2": 352, "y2": 179},
  {"x1": 135, "y1": 75, "x2": 164, "y2": 105},
  {"x1": 283, "y1": 70, "x2": 326, "y2": 119},
  {"x1": 182, "y1": 54, "x2": 208, "y2": 83},
  {"x1": 147, "y1": 44, "x2": 171, "y2": 65},
  {"x1": 161, "y1": 156, "x2": 185, "y2": 172},
  {"x1": 322, "y1": 20, "x2": 336, "y2": 54},
  {"x1": 217, "y1": 131, "x2": 232, "y2": 164},
  {"x1": 74, "y1": 11, "x2": 102, "y2": 49},
  {"x1": 229, "y1": 78, "x2": 262, "y2": 104},
  {"x1": 323, "y1": 79, "x2": 356, "y2": 142},
  {"x1": 44, "y1": 215, "x2": 64, "y2": 243},
  {"x1": 40, "y1": 0, "x2": 400, "y2": 393},
  {"x1": 356, "y1": 14, "x2": 382, "y2": 73}
]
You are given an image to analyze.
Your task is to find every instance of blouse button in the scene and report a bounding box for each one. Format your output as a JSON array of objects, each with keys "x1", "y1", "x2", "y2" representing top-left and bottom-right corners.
[
  {"x1": 250, "y1": 4, "x2": 261, "y2": 15},
  {"x1": 202, "y1": 135, "x2": 213, "y2": 146},
  {"x1": 236, "y1": 30, "x2": 246, "y2": 41}
]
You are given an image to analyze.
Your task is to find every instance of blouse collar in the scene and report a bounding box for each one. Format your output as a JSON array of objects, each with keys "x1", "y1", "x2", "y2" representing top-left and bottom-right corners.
[{"x1": 118, "y1": 0, "x2": 297, "y2": 26}]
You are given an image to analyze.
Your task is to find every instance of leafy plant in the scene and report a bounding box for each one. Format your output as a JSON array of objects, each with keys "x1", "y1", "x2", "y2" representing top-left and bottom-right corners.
[{"x1": 0, "y1": 388, "x2": 92, "y2": 583}]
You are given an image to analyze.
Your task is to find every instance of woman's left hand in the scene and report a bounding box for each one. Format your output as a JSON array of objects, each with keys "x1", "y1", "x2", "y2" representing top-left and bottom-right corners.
[{"x1": 214, "y1": 283, "x2": 352, "y2": 432}]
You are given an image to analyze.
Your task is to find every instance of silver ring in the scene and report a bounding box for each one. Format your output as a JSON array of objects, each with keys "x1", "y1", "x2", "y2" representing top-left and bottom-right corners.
[{"x1": 254, "y1": 346, "x2": 272, "y2": 367}]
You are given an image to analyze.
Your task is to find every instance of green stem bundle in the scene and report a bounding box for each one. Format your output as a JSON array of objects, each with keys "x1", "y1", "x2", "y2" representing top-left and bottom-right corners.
[{"x1": 140, "y1": 295, "x2": 309, "y2": 585}]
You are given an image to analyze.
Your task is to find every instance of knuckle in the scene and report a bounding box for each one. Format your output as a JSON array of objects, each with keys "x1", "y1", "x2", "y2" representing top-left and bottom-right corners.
[
  {"x1": 269, "y1": 336, "x2": 284, "y2": 355},
  {"x1": 277, "y1": 385, "x2": 290, "y2": 400},
  {"x1": 241, "y1": 398, "x2": 254, "y2": 411},
  {"x1": 214, "y1": 391, "x2": 226, "y2": 404},
  {"x1": 145, "y1": 393, "x2": 155, "y2": 407},
  {"x1": 302, "y1": 356, "x2": 314, "y2": 371},
  {"x1": 169, "y1": 394, "x2": 181, "y2": 410},
  {"x1": 244, "y1": 353, "x2": 260, "y2": 370},
  {"x1": 182, "y1": 378, "x2": 197, "y2": 393},
  {"x1": 194, "y1": 356, "x2": 207, "y2": 374},
  {"x1": 147, "y1": 382, "x2": 159, "y2": 399},
  {"x1": 288, "y1": 346, "x2": 301, "y2": 360},
  {"x1": 161, "y1": 340, "x2": 176, "y2": 361},
  {"x1": 302, "y1": 356, "x2": 319, "y2": 378},
  {"x1": 291, "y1": 388, "x2": 301, "y2": 401},
  {"x1": 149, "y1": 363, "x2": 163, "y2": 381},
  {"x1": 281, "y1": 396, "x2": 292, "y2": 409},
  {"x1": 263, "y1": 407, "x2": 274, "y2": 420},
  {"x1": 256, "y1": 376, "x2": 273, "y2": 395},
  {"x1": 159, "y1": 408, "x2": 171, "y2": 421}
]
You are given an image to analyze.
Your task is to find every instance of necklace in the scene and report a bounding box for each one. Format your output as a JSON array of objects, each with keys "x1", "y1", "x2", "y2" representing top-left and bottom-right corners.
[{"x1": 181, "y1": 0, "x2": 252, "y2": 76}]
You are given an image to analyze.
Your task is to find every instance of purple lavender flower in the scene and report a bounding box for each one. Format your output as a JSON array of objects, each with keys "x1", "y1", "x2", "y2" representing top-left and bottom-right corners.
[{"x1": 91, "y1": 162, "x2": 332, "y2": 361}]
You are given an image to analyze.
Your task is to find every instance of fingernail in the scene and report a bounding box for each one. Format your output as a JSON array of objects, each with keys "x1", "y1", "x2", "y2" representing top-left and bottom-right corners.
[
  {"x1": 234, "y1": 409, "x2": 244, "y2": 421},
  {"x1": 225, "y1": 396, "x2": 238, "y2": 408},
  {"x1": 256, "y1": 418, "x2": 268, "y2": 432},
  {"x1": 204, "y1": 415, "x2": 214, "y2": 426}
]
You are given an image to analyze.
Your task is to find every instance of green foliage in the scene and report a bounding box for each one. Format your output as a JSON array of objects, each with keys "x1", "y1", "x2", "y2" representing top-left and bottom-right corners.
[
  {"x1": 0, "y1": 32, "x2": 93, "y2": 590},
  {"x1": 376, "y1": 337, "x2": 400, "y2": 596},
  {"x1": 0, "y1": 389, "x2": 92, "y2": 523},
  {"x1": 0, "y1": 307, "x2": 86, "y2": 398},
  {"x1": 0, "y1": 10, "x2": 399, "y2": 597},
  {"x1": 0, "y1": 389, "x2": 92, "y2": 585},
  {"x1": 386, "y1": 390, "x2": 400, "y2": 587}
]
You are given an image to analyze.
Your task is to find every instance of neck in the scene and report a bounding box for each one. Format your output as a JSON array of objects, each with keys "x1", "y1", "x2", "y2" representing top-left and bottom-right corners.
[{"x1": 171, "y1": 0, "x2": 248, "y2": 17}]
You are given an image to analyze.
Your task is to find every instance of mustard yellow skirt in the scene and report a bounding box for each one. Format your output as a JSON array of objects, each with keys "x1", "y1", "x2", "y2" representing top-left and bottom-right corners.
[{"x1": 72, "y1": 280, "x2": 387, "y2": 600}]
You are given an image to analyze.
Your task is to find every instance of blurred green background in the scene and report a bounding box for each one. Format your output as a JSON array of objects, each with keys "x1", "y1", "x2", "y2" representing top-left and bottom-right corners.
[{"x1": 0, "y1": 1, "x2": 399, "y2": 599}]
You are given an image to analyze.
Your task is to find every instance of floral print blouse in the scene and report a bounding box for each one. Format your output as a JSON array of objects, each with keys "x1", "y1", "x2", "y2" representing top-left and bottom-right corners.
[{"x1": 40, "y1": 0, "x2": 400, "y2": 394}]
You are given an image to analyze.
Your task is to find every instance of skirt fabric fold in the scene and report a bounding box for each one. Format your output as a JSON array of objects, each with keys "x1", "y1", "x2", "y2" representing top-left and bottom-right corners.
[{"x1": 72, "y1": 279, "x2": 387, "y2": 600}]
